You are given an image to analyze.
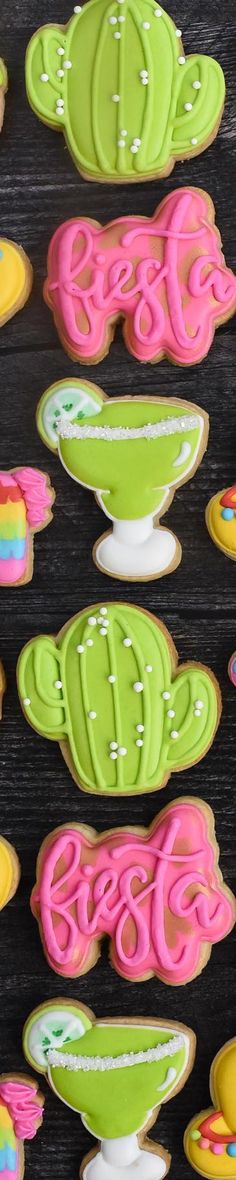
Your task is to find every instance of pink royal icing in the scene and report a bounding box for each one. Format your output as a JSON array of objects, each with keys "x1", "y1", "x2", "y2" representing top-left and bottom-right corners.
[
  {"x1": 31, "y1": 801, "x2": 234, "y2": 985},
  {"x1": 0, "y1": 1082, "x2": 41, "y2": 1140},
  {"x1": 14, "y1": 468, "x2": 52, "y2": 528},
  {"x1": 44, "y1": 189, "x2": 236, "y2": 366}
]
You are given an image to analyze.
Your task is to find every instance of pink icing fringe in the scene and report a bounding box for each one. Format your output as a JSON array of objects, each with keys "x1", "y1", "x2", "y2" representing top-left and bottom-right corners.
[
  {"x1": 0, "y1": 1082, "x2": 42, "y2": 1140},
  {"x1": 14, "y1": 468, "x2": 52, "y2": 528}
]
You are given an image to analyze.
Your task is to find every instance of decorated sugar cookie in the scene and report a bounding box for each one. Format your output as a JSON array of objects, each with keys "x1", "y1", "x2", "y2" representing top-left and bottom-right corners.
[
  {"x1": 17, "y1": 602, "x2": 221, "y2": 796},
  {"x1": 0, "y1": 60, "x2": 7, "y2": 132},
  {"x1": 44, "y1": 191, "x2": 236, "y2": 366},
  {"x1": 0, "y1": 836, "x2": 20, "y2": 910},
  {"x1": 31, "y1": 798, "x2": 235, "y2": 985},
  {"x1": 24, "y1": 1000, "x2": 195, "y2": 1180},
  {"x1": 0, "y1": 240, "x2": 32, "y2": 328},
  {"x1": 184, "y1": 1040, "x2": 236, "y2": 1178},
  {"x1": 228, "y1": 652, "x2": 236, "y2": 687},
  {"x1": 25, "y1": 3, "x2": 225, "y2": 183},
  {"x1": 37, "y1": 381, "x2": 208, "y2": 580},
  {"x1": 0, "y1": 468, "x2": 55, "y2": 586},
  {"x1": 0, "y1": 1073, "x2": 43, "y2": 1179},
  {"x1": 206, "y1": 486, "x2": 236, "y2": 562}
]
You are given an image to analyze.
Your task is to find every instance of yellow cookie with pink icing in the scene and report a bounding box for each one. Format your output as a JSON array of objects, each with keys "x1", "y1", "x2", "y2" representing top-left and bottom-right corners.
[
  {"x1": 206, "y1": 486, "x2": 236, "y2": 560},
  {"x1": 184, "y1": 1040, "x2": 236, "y2": 1178},
  {"x1": 0, "y1": 239, "x2": 33, "y2": 327}
]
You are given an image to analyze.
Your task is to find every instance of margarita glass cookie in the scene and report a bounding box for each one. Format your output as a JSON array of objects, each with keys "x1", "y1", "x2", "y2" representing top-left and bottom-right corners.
[
  {"x1": 23, "y1": 1001, "x2": 195, "y2": 1180},
  {"x1": 0, "y1": 1074, "x2": 43, "y2": 1179},
  {"x1": 31, "y1": 798, "x2": 235, "y2": 985},
  {"x1": 17, "y1": 602, "x2": 221, "y2": 796},
  {"x1": 206, "y1": 486, "x2": 236, "y2": 562},
  {"x1": 0, "y1": 241, "x2": 33, "y2": 328},
  {"x1": 184, "y1": 1040, "x2": 236, "y2": 1178},
  {"x1": 25, "y1": 2, "x2": 225, "y2": 183},
  {"x1": 44, "y1": 191, "x2": 236, "y2": 367},
  {"x1": 0, "y1": 59, "x2": 7, "y2": 132},
  {"x1": 37, "y1": 381, "x2": 208, "y2": 580},
  {"x1": 0, "y1": 836, "x2": 20, "y2": 911},
  {"x1": 0, "y1": 468, "x2": 55, "y2": 586}
]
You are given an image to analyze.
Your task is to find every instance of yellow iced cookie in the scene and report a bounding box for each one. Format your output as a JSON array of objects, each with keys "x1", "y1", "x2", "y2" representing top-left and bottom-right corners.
[
  {"x1": 0, "y1": 835, "x2": 20, "y2": 909},
  {"x1": 206, "y1": 486, "x2": 236, "y2": 560},
  {"x1": 0, "y1": 238, "x2": 33, "y2": 327},
  {"x1": 184, "y1": 1040, "x2": 236, "y2": 1178}
]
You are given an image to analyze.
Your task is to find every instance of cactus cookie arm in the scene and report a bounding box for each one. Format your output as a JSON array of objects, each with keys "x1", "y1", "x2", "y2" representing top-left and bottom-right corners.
[
  {"x1": 25, "y1": 25, "x2": 68, "y2": 127},
  {"x1": 172, "y1": 55, "x2": 225, "y2": 155},
  {"x1": 17, "y1": 636, "x2": 67, "y2": 740},
  {"x1": 165, "y1": 665, "x2": 221, "y2": 771}
]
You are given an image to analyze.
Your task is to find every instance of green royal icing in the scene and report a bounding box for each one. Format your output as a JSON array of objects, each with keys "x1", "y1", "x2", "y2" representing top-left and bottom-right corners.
[
  {"x1": 25, "y1": 0, "x2": 225, "y2": 182},
  {"x1": 17, "y1": 602, "x2": 219, "y2": 795},
  {"x1": 23, "y1": 1003, "x2": 189, "y2": 1139},
  {"x1": 37, "y1": 383, "x2": 204, "y2": 522}
]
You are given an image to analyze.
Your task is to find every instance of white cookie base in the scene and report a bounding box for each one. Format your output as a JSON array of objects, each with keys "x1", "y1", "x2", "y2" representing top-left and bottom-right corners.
[{"x1": 83, "y1": 1136, "x2": 167, "y2": 1180}]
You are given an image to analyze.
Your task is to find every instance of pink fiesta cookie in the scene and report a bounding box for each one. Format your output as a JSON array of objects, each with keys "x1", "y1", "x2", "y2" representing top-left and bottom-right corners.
[
  {"x1": 0, "y1": 468, "x2": 54, "y2": 586},
  {"x1": 44, "y1": 188, "x2": 236, "y2": 366},
  {"x1": 31, "y1": 798, "x2": 235, "y2": 986}
]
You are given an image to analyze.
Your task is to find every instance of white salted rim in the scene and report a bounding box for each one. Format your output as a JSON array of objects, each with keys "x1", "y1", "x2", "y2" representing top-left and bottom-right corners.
[
  {"x1": 57, "y1": 415, "x2": 200, "y2": 442},
  {"x1": 47, "y1": 1033, "x2": 184, "y2": 1073}
]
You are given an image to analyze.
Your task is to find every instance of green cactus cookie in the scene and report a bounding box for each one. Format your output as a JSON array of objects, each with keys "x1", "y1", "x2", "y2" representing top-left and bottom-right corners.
[
  {"x1": 25, "y1": 1, "x2": 225, "y2": 182},
  {"x1": 17, "y1": 603, "x2": 221, "y2": 796}
]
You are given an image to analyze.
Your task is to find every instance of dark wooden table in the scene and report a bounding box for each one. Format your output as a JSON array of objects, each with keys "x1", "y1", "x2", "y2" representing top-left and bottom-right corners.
[{"x1": 0, "y1": 1, "x2": 235, "y2": 1177}]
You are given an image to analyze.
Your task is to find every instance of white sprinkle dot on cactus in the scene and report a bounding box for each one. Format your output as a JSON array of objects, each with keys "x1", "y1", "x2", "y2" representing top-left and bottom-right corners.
[
  {"x1": 110, "y1": 751, "x2": 118, "y2": 760},
  {"x1": 57, "y1": 47, "x2": 65, "y2": 55},
  {"x1": 117, "y1": 0, "x2": 124, "y2": 4},
  {"x1": 99, "y1": 628, "x2": 108, "y2": 636},
  {"x1": 112, "y1": 94, "x2": 120, "y2": 102},
  {"x1": 120, "y1": 129, "x2": 127, "y2": 136},
  {"x1": 114, "y1": 30, "x2": 121, "y2": 37},
  {"x1": 54, "y1": 680, "x2": 62, "y2": 689},
  {"x1": 40, "y1": 73, "x2": 49, "y2": 81},
  {"x1": 191, "y1": 137, "x2": 198, "y2": 144},
  {"x1": 118, "y1": 747, "x2": 127, "y2": 756},
  {"x1": 118, "y1": 140, "x2": 126, "y2": 147},
  {"x1": 76, "y1": 644, "x2": 84, "y2": 653},
  {"x1": 178, "y1": 55, "x2": 186, "y2": 64},
  {"x1": 175, "y1": 27, "x2": 182, "y2": 36},
  {"x1": 171, "y1": 730, "x2": 179, "y2": 740},
  {"x1": 194, "y1": 709, "x2": 201, "y2": 717},
  {"x1": 86, "y1": 639, "x2": 93, "y2": 647},
  {"x1": 184, "y1": 102, "x2": 193, "y2": 110},
  {"x1": 123, "y1": 638, "x2": 132, "y2": 647},
  {"x1": 162, "y1": 691, "x2": 170, "y2": 700},
  {"x1": 88, "y1": 711, "x2": 97, "y2": 720},
  {"x1": 130, "y1": 144, "x2": 139, "y2": 154},
  {"x1": 88, "y1": 616, "x2": 97, "y2": 626},
  {"x1": 56, "y1": 107, "x2": 64, "y2": 114},
  {"x1": 140, "y1": 69, "x2": 148, "y2": 78},
  {"x1": 194, "y1": 700, "x2": 204, "y2": 709},
  {"x1": 109, "y1": 14, "x2": 117, "y2": 21},
  {"x1": 56, "y1": 98, "x2": 64, "y2": 106},
  {"x1": 167, "y1": 709, "x2": 175, "y2": 718},
  {"x1": 141, "y1": 77, "x2": 149, "y2": 84},
  {"x1": 136, "y1": 724, "x2": 144, "y2": 733},
  {"x1": 145, "y1": 664, "x2": 152, "y2": 672},
  {"x1": 74, "y1": 4, "x2": 82, "y2": 10},
  {"x1": 118, "y1": 14, "x2": 125, "y2": 20},
  {"x1": 142, "y1": 21, "x2": 150, "y2": 28},
  {"x1": 133, "y1": 137, "x2": 141, "y2": 146},
  {"x1": 154, "y1": 7, "x2": 162, "y2": 14},
  {"x1": 57, "y1": 68, "x2": 64, "y2": 77},
  {"x1": 108, "y1": 675, "x2": 116, "y2": 683},
  {"x1": 100, "y1": 607, "x2": 107, "y2": 615},
  {"x1": 110, "y1": 742, "x2": 118, "y2": 750},
  {"x1": 133, "y1": 682, "x2": 144, "y2": 693},
  {"x1": 64, "y1": 60, "x2": 72, "y2": 68},
  {"x1": 23, "y1": 697, "x2": 31, "y2": 707},
  {"x1": 136, "y1": 739, "x2": 143, "y2": 747},
  {"x1": 192, "y1": 80, "x2": 201, "y2": 89}
]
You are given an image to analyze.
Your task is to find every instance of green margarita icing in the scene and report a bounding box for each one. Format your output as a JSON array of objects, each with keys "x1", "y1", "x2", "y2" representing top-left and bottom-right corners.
[
  {"x1": 23, "y1": 1003, "x2": 189, "y2": 1139},
  {"x1": 17, "y1": 602, "x2": 220, "y2": 795},
  {"x1": 25, "y1": 0, "x2": 225, "y2": 182},
  {"x1": 37, "y1": 382, "x2": 205, "y2": 522}
]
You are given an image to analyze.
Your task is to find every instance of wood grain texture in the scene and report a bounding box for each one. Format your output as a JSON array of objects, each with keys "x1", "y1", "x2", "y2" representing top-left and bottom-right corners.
[{"x1": 0, "y1": 1, "x2": 235, "y2": 1177}]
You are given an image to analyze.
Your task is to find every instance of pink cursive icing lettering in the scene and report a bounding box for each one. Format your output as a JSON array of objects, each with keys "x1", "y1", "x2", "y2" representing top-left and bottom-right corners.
[
  {"x1": 31, "y1": 801, "x2": 235, "y2": 985},
  {"x1": 44, "y1": 188, "x2": 236, "y2": 365}
]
